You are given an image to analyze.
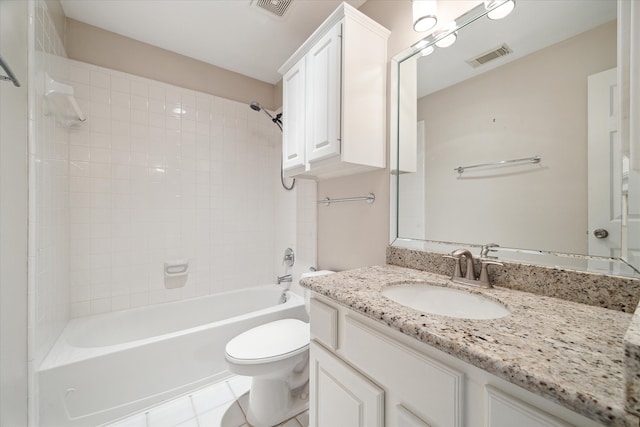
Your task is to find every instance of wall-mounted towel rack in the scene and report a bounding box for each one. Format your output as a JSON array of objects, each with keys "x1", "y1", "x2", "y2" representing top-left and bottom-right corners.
[
  {"x1": 44, "y1": 73, "x2": 86, "y2": 124},
  {"x1": 454, "y1": 155, "x2": 541, "y2": 174},
  {"x1": 0, "y1": 54, "x2": 20, "y2": 87},
  {"x1": 318, "y1": 193, "x2": 375, "y2": 207}
]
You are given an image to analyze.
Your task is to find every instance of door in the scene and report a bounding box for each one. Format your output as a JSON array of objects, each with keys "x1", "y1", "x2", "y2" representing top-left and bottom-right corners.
[
  {"x1": 588, "y1": 68, "x2": 622, "y2": 257},
  {"x1": 309, "y1": 342, "x2": 384, "y2": 427},
  {"x1": 305, "y1": 22, "x2": 342, "y2": 164},
  {"x1": 282, "y1": 57, "x2": 306, "y2": 172}
]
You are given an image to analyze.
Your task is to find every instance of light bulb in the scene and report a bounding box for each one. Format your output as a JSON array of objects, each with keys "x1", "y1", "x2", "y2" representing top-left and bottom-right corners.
[
  {"x1": 412, "y1": 0, "x2": 438, "y2": 32},
  {"x1": 435, "y1": 32, "x2": 457, "y2": 48},
  {"x1": 484, "y1": 0, "x2": 515, "y2": 20},
  {"x1": 420, "y1": 46, "x2": 435, "y2": 57}
]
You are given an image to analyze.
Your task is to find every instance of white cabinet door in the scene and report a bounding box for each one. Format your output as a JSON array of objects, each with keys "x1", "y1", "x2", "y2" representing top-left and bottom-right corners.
[
  {"x1": 305, "y1": 22, "x2": 342, "y2": 164},
  {"x1": 282, "y1": 57, "x2": 306, "y2": 172},
  {"x1": 310, "y1": 342, "x2": 384, "y2": 427},
  {"x1": 397, "y1": 405, "x2": 433, "y2": 427}
]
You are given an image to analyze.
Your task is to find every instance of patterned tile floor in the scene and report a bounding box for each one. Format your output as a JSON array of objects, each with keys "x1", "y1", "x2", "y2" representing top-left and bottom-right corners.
[{"x1": 106, "y1": 375, "x2": 309, "y2": 427}]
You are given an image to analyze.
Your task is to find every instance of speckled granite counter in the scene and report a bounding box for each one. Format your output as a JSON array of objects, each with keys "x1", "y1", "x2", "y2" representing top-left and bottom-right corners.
[
  {"x1": 300, "y1": 265, "x2": 639, "y2": 427},
  {"x1": 625, "y1": 310, "x2": 640, "y2": 416}
]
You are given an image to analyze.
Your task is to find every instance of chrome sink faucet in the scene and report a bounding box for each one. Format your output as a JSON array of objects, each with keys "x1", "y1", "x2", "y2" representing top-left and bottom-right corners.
[
  {"x1": 444, "y1": 248, "x2": 503, "y2": 288},
  {"x1": 452, "y1": 248, "x2": 475, "y2": 280}
]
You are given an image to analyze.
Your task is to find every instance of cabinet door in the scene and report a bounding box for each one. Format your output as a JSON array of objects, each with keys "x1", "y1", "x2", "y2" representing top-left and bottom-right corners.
[
  {"x1": 305, "y1": 22, "x2": 342, "y2": 164},
  {"x1": 310, "y1": 342, "x2": 384, "y2": 427},
  {"x1": 282, "y1": 57, "x2": 306, "y2": 171},
  {"x1": 397, "y1": 405, "x2": 433, "y2": 427}
]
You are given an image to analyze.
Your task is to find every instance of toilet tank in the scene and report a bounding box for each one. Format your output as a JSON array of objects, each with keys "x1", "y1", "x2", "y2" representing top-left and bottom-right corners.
[{"x1": 300, "y1": 270, "x2": 334, "y2": 314}]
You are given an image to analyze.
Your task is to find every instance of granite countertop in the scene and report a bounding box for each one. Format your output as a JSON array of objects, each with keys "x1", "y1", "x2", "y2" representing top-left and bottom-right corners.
[{"x1": 300, "y1": 265, "x2": 638, "y2": 427}]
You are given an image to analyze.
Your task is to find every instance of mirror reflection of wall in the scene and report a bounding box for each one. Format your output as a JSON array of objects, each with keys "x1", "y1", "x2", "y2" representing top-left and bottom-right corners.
[{"x1": 417, "y1": 21, "x2": 615, "y2": 254}]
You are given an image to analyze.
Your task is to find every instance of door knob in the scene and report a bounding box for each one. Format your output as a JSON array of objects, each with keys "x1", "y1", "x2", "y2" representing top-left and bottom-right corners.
[{"x1": 593, "y1": 228, "x2": 609, "y2": 239}]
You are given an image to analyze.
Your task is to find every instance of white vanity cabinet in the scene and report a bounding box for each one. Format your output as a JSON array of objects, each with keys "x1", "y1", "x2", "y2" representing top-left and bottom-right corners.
[
  {"x1": 278, "y1": 3, "x2": 390, "y2": 180},
  {"x1": 309, "y1": 294, "x2": 606, "y2": 427},
  {"x1": 310, "y1": 342, "x2": 384, "y2": 427}
]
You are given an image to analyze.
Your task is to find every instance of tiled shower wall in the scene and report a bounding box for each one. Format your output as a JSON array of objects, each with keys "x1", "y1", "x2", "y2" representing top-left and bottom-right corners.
[
  {"x1": 66, "y1": 60, "x2": 312, "y2": 317},
  {"x1": 29, "y1": 1, "x2": 71, "y2": 423}
]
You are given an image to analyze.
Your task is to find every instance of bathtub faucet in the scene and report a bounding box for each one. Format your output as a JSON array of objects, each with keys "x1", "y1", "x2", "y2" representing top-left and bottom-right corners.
[{"x1": 277, "y1": 274, "x2": 292, "y2": 285}]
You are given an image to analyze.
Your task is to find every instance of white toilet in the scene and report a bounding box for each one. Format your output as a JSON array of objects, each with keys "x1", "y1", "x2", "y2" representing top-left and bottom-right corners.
[
  {"x1": 225, "y1": 319, "x2": 310, "y2": 426},
  {"x1": 224, "y1": 270, "x2": 333, "y2": 427}
]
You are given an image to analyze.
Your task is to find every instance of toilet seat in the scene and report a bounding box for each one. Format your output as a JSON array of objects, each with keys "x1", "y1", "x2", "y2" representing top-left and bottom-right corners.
[{"x1": 225, "y1": 319, "x2": 309, "y2": 365}]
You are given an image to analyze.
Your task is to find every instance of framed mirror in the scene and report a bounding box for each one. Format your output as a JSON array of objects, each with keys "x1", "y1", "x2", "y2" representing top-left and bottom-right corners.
[{"x1": 390, "y1": 0, "x2": 640, "y2": 277}]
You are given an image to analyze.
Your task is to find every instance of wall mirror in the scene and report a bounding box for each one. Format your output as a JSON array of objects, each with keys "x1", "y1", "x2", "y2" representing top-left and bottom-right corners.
[{"x1": 390, "y1": 0, "x2": 640, "y2": 277}]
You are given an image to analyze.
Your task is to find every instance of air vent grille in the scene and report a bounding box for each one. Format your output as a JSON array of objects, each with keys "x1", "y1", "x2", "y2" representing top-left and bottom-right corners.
[
  {"x1": 467, "y1": 44, "x2": 513, "y2": 68},
  {"x1": 252, "y1": 0, "x2": 293, "y2": 17}
]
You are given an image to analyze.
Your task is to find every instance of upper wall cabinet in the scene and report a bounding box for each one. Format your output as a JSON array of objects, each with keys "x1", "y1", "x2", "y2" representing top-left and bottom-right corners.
[{"x1": 278, "y1": 3, "x2": 390, "y2": 180}]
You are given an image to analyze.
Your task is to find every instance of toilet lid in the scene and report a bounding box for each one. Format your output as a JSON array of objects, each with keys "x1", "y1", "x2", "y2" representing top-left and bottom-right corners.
[{"x1": 225, "y1": 319, "x2": 309, "y2": 364}]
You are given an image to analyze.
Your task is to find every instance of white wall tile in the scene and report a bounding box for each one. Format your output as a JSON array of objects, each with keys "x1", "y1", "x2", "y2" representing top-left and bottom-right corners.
[
  {"x1": 90, "y1": 70, "x2": 110, "y2": 89},
  {"x1": 65, "y1": 62, "x2": 313, "y2": 317}
]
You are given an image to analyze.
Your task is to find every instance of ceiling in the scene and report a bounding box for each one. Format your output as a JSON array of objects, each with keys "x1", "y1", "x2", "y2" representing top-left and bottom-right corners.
[{"x1": 59, "y1": 0, "x2": 367, "y2": 85}]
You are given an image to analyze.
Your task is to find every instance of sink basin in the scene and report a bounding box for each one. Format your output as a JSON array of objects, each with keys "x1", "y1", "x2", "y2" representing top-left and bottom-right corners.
[{"x1": 381, "y1": 284, "x2": 510, "y2": 320}]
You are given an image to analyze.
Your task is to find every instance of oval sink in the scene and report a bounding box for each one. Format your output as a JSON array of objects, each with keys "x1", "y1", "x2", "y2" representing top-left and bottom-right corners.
[{"x1": 381, "y1": 284, "x2": 510, "y2": 320}]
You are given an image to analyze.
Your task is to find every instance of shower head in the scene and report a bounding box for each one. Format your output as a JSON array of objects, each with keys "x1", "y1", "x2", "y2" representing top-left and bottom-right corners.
[
  {"x1": 249, "y1": 100, "x2": 283, "y2": 131},
  {"x1": 248, "y1": 100, "x2": 295, "y2": 191}
]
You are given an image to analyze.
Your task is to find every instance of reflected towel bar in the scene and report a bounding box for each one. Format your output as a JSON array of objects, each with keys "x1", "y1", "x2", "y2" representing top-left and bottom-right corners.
[
  {"x1": 454, "y1": 155, "x2": 541, "y2": 174},
  {"x1": 318, "y1": 193, "x2": 375, "y2": 207},
  {"x1": 0, "y1": 54, "x2": 21, "y2": 87}
]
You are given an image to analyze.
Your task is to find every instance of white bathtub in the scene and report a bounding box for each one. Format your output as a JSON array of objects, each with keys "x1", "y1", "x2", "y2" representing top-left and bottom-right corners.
[{"x1": 38, "y1": 285, "x2": 308, "y2": 427}]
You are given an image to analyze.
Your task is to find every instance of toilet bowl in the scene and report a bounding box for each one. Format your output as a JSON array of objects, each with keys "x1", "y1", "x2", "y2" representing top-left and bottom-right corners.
[
  {"x1": 224, "y1": 270, "x2": 334, "y2": 426},
  {"x1": 225, "y1": 318, "x2": 310, "y2": 427}
]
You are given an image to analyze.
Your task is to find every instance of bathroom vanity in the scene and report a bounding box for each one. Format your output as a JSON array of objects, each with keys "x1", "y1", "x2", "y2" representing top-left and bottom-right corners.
[{"x1": 300, "y1": 265, "x2": 639, "y2": 427}]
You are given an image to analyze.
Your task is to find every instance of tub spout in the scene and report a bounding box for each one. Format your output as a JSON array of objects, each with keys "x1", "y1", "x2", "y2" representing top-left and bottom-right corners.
[{"x1": 277, "y1": 274, "x2": 292, "y2": 284}]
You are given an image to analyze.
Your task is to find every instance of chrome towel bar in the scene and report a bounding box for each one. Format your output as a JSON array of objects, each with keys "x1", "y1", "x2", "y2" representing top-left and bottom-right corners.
[
  {"x1": 0, "y1": 54, "x2": 21, "y2": 87},
  {"x1": 318, "y1": 193, "x2": 375, "y2": 207},
  {"x1": 454, "y1": 155, "x2": 541, "y2": 174}
]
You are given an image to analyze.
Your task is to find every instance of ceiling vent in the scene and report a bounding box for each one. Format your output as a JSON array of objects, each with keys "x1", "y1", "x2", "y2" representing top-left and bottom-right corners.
[
  {"x1": 251, "y1": 0, "x2": 294, "y2": 18},
  {"x1": 467, "y1": 44, "x2": 513, "y2": 68}
]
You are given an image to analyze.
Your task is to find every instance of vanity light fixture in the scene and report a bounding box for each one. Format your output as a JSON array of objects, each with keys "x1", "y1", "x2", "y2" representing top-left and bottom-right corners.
[
  {"x1": 484, "y1": 0, "x2": 515, "y2": 20},
  {"x1": 434, "y1": 26, "x2": 458, "y2": 48},
  {"x1": 412, "y1": 0, "x2": 438, "y2": 32},
  {"x1": 420, "y1": 45, "x2": 435, "y2": 56},
  {"x1": 413, "y1": 39, "x2": 429, "y2": 50}
]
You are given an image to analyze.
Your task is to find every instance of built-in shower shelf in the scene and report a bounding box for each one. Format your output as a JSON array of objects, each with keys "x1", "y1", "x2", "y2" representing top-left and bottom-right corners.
[{"x1": 43, "y1": 73, "x2": 85, "y2": 126}]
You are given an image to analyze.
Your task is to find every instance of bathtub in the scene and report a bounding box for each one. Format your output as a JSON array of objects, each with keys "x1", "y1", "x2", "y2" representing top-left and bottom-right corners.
[{"x1": 38, "y1": 285, "x2": 308, "y2": 427}]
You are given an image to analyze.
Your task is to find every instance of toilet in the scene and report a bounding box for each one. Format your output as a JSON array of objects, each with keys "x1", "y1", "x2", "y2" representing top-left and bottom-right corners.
[{"x1": 224, "y1": 270, "x2": 333, "y2": 427}]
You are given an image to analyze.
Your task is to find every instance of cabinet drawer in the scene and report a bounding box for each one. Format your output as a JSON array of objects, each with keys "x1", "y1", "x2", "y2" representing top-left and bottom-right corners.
[
  {"x1": 342, "y1": 316, "x2": 463, "y2": 427},
  {"x1": 486, "y1": 386, "x2": 573, "y2": 427},
  {"x1": 310, "y1": 298, "x2": 338, "y2": 350}
]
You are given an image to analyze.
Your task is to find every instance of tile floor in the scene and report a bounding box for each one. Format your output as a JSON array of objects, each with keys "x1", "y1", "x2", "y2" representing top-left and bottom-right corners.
[{"x1": 106, "y1": 375, "x2": 309, "y2": 427}]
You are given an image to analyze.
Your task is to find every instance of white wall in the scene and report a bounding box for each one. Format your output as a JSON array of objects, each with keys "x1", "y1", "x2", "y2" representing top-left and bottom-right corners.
[{"x1": 0, "y1": 1, "x2": 29, "y2": 425}]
